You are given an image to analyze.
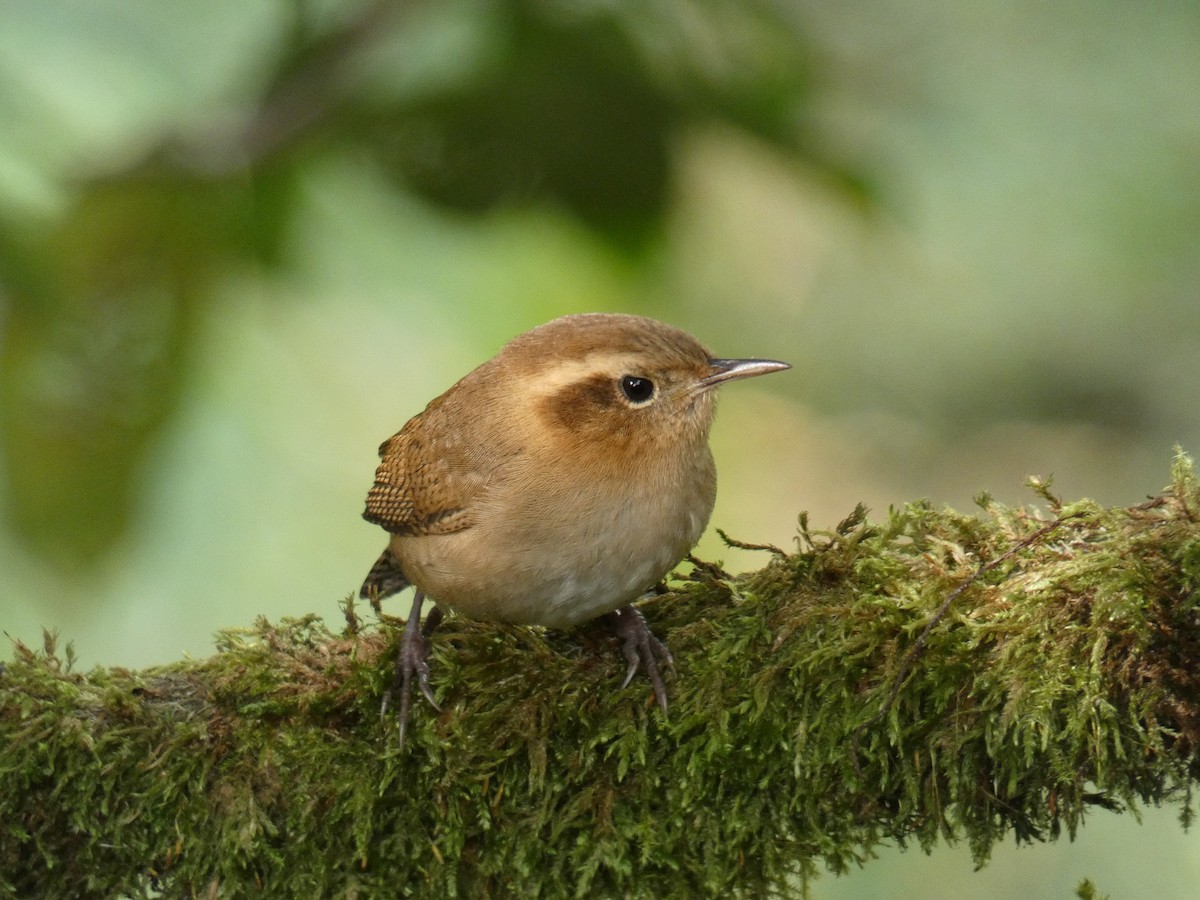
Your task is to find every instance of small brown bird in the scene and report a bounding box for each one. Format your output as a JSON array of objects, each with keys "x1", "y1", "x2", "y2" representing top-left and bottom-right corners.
[{"x1": 360, "y1": 313, "x2": 789, "y2": 744}]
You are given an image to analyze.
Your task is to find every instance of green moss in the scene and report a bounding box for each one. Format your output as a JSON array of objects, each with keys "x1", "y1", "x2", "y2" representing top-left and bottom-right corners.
[{"x1": 3, "y1": 452, "x2": 1200, "y2": 897}]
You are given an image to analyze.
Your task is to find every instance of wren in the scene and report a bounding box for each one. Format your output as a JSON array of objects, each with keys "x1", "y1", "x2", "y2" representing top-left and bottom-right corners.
[{"x1": 360, "y1": 312, "x2": 789, "y2": 745}]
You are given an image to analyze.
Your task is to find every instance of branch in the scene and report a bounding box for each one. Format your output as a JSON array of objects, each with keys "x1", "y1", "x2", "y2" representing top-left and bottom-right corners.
[{"x1": 4, "y1": 452, "x2": 1200, "y2": 898}]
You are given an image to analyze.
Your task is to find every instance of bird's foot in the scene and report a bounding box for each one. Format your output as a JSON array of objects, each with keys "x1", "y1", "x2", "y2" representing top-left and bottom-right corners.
[
  {"x1": 381, "y1": 594, "x2": 442, "y2": 748},
  {"x1": 608, "y1": 605, "x2": 674, "y2": 714}
]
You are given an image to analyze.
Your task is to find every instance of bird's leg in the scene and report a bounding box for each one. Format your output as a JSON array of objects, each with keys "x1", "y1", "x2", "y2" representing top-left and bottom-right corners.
[
  {"x1": 381, "y1": 590, "x2": 442, "y2": 747},
  {"x1": 608, "y1": 605, "x2": 674, "y2": 714}
]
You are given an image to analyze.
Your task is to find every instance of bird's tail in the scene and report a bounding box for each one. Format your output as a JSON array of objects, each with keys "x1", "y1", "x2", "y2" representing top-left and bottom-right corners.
[{"x1": 359, "y1": 549, "x2": 411, "y2": 600}]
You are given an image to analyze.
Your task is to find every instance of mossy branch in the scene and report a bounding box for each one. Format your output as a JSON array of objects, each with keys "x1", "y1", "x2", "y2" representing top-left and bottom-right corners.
[{"x1": 4, "y1": 453, "x2": 1200, "y2": 898}]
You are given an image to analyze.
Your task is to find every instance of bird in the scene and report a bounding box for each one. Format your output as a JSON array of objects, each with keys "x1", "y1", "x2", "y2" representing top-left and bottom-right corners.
[{"x1": 359, "y1": 312, "x2": 789, "y2": 746}]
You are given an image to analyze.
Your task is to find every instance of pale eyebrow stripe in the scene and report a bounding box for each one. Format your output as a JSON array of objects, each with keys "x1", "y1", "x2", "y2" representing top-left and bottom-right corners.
[{"x1": 520, "y1": 354, "x2": 646, "y2": 400}]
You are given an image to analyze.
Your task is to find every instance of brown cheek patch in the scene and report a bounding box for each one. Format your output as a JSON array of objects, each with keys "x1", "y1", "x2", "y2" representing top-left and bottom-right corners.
[{"x1": 542, "y1": 373, "x2": 622, "y2": 432}]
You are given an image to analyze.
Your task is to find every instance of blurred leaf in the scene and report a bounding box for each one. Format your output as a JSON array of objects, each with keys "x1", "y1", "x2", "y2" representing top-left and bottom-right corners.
[
  {"x1": 0, "y1": 173, "x2": 269, "y2": 570},
  {"x1": 307, "y1": 0, "x2": 829, "y2": 251},
  {"x1": 369, "y1": 4, "x2": 677, "y2": 249}
]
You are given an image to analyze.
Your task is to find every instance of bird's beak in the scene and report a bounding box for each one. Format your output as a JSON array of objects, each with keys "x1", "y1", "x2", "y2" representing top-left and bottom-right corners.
[{"x1": 699, "y1": 357, "x2": 791, "y2": 390}]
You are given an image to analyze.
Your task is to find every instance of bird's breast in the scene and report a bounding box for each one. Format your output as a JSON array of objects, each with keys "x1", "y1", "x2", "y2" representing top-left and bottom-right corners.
[{"x1": 390, "y1": 448, "x2": 716, "y2": 628}]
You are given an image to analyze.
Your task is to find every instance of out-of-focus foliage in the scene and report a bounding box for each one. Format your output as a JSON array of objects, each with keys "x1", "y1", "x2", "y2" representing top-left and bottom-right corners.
[
  {"x1": 2, "y1": 0, "x2": 1200, "y2": 896},
  {"x1": 0, "y1": 0, "x2": 837, "y2": 571},
  {"x1": 0, "y1": 177, "x2": 265, "y2": 568}
]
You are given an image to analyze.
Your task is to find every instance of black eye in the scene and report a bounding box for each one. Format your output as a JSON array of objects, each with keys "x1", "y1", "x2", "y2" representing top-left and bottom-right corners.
[{"x1": 619, "y1": 375, "x2": 655, "y2": 404}]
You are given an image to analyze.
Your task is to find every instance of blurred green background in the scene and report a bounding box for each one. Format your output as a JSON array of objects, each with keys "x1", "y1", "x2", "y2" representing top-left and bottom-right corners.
[{"x1": 2, "y1": 0, "x2": 1198, "y2": 896}]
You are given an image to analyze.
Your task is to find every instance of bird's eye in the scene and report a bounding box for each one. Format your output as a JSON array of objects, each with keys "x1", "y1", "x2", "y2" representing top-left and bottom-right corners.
[{"x1": 619, "y1": 375, "x2": 655, "y2": 404}]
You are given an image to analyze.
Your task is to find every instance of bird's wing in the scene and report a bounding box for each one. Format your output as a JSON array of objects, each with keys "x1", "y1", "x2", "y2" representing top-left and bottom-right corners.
[{"x1": 362, "y1": 406, "x2": 493, "y2": 536}]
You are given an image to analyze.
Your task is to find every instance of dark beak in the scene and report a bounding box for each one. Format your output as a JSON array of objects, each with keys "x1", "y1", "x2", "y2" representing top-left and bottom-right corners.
[{"x1": 699, "y1": 357, "x2": 791, "y2": 389}]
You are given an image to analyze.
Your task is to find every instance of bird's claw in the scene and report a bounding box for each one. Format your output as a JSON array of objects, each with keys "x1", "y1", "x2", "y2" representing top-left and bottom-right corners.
[{"x1": 610, "y1": 605, "x2": 674, "y2": 714}]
